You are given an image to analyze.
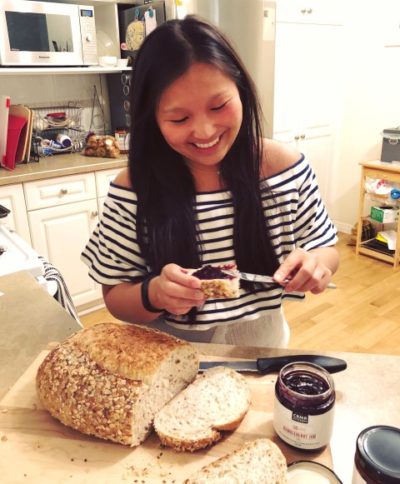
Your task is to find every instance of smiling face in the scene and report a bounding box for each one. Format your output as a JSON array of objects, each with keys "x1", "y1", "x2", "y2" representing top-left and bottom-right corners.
[{"x1": 156, "y1": 62, "x2": 243, "y2": 176}]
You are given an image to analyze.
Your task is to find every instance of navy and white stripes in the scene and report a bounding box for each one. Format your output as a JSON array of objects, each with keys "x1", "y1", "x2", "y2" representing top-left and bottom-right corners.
[{"x1": 81, "y1": 155, "x2": 337, "y2": 329}]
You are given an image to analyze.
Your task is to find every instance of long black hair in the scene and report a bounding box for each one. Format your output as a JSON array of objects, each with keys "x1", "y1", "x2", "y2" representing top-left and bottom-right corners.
[{"x1": 129, "y1": 15, "x2": 279, "y2": 277}]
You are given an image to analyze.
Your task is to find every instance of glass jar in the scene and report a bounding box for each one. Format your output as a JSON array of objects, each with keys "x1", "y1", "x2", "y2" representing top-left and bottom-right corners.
[
  {"x1": 352, "y1": 425, "x2": 400, "y2": 483},
  {"x1": 273, "y1": 362, "x2": 336, "y2": 450}
]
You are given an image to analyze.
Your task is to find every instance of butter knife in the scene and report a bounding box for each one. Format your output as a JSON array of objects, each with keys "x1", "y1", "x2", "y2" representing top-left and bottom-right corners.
[
  {"x1": 199, "y1": 355, "x2": 347, "y2": 374},
  {"x1": 223, "y1": 270, "x2": 336, "y2": 289}
]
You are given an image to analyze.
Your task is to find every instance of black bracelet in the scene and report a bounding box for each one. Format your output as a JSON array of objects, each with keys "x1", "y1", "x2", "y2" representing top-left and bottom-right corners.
[{"x1": 141, "y1": 275, "x2": 163, "y2": 313}]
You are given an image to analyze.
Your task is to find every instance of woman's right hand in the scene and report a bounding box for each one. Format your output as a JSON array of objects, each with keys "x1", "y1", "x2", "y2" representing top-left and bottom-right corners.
[{"x1": 148, "y1": 263, "x2": 206, "y2": 315}]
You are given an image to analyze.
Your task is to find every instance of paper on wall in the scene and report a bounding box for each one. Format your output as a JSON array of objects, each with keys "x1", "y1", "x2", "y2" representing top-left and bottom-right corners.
[{"x1": 144, "y1": 8, "x2": 157, "y2": 36}]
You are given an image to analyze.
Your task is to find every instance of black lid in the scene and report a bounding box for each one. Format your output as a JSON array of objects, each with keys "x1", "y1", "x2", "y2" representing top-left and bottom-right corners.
[{"x1": 356, "y1": 426, "x2": 400, "y2": 483}]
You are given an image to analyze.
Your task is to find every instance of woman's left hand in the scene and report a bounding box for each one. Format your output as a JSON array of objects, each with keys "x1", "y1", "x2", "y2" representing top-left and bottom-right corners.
[{"x1": 273, "y1": 247, "x2": 334, "y2": 294}]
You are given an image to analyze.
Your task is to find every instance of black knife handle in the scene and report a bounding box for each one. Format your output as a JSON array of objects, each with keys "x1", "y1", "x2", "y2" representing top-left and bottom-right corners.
[{"x1": 256, "y1": 355, "x2": 347, "y2": 374}]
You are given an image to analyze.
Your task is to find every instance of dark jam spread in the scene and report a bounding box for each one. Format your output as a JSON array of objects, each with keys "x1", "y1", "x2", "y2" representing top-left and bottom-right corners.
[
  {"x1": 192, "y1": 264, "x2": 235, "y2": 280},
  {"x1": 276, "y1": 366, "x2": 335, "y2": 414},
  {"x1": 282, "y1": 371, "x2": 330, "y2": 396}
]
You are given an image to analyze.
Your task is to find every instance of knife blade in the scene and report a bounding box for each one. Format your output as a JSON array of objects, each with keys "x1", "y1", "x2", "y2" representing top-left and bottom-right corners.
[
  {"x1": 199, "y1": 355, "x2": 347, "y2": 374},
  {"x1": 222, "y1": 269, "x2": 336, "y2": 289}
]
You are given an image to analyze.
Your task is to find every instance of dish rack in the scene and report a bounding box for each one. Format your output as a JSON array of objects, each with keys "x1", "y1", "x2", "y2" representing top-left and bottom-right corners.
[{"x1": 29, "y1": 103, "x2": 86, "y2": 157}]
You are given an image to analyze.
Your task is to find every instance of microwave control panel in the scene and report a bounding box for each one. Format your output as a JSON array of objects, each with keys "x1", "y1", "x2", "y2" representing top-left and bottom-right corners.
[{"x1": 78, "y1": 5, "x2": 98, "y2": 65}]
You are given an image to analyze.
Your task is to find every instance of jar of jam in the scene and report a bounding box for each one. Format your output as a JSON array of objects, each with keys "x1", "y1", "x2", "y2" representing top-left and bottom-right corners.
[
  {"x1": 273, "y1": 362, "x2": 336, "y2": 450},
  {"x1": 352, "y1": 425, "x2": 400, "y2": 483}
]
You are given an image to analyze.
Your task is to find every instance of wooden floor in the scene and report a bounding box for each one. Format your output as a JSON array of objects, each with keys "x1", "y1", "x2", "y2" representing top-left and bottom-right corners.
[{"x1": 80, "y1": 233, "x2": 400, "y2": 355}]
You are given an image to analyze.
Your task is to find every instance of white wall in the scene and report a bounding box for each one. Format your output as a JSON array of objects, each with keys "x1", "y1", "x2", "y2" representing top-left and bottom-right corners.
[{"x1": 330, "y1": 0, "x2": 400, "y2": 232}]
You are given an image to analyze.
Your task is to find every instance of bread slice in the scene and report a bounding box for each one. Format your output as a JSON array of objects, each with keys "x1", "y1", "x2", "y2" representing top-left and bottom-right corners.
[
  {"x1": 185, "y1": 438, "x2": 288, "y2": 483},
  {"x1": 36, "y1": 322, "x2": 199, "y2": 446},
  {"x1": 153, "y1": 366, "x2": 250, "y2": 452},
  {"x1": 190, "y1": 264, "x2": 240, "y2": 299}
]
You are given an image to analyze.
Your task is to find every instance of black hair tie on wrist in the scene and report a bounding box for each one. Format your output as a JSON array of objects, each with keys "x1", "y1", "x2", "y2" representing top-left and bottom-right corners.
[{"x1": 141, "y1": 275, "x2": 163, "y2": 313}]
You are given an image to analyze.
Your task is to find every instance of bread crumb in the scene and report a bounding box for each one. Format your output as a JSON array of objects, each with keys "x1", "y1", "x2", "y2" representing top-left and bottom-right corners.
[
  {"x1": 1, "y1": 435, "x2": 7, "y2": 442},
  {"x1": 1, "y1": 409, "x2": 8, "y2": 413}
]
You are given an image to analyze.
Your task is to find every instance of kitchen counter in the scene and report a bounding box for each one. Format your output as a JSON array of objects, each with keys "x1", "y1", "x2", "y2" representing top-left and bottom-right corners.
[
  {"x1": 0, "y1": 152, "x2": 128, "y2": 186},
  {"x1": 1, "y1": 274, "x2": 399, "y2": 482},
  {"x1": 0, "y1": 271, "x2": 82, "y2": 400}
]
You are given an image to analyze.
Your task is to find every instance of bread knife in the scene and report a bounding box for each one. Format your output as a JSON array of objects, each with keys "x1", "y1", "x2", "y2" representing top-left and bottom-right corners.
[{"x1": 199, "y1": 355, "x2": 347, "y2": 374}]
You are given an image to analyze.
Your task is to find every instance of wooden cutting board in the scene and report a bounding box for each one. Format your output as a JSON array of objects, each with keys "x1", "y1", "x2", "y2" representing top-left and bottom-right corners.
[{"x1": 0, "y1": 351, "x2": 332, "y2": 483}]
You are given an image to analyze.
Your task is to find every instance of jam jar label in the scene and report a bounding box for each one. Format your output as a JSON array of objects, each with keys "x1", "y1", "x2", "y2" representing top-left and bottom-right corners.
[{"x1": 273, "y1": 398, "x2": 335, "y2": 449}]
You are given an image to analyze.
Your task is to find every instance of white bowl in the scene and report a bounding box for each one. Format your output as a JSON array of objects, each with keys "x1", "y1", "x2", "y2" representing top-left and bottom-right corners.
[
  {"x1": 98, "y1": 56, "x2": 118, "y2": 67},
  {"x1": 117, "y1": 58, "x2": 129, "y2": 69}
]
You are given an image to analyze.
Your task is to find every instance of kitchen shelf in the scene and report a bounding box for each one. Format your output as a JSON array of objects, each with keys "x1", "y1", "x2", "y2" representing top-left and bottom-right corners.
[
  {"x1": 0, "y1": 66, "x2": 131, "y2": 76},
  {"x1": 355, "y1": 160, "x2": 400, "y2": 268}
]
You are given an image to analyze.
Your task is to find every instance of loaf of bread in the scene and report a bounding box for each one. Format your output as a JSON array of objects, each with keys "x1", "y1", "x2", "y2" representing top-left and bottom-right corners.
[
  {"x1": 190, "y1": 264, "x2": 240, "y2": 299},
  {"x1": 154, "y1": 366, "x2": 250, "y2": 452},
  {"x1": 185, "y1": 438, "x2": 288, "y2": 483},
  {"x1": 36, "y1": 323, "x2": 199, "y2": 446}
]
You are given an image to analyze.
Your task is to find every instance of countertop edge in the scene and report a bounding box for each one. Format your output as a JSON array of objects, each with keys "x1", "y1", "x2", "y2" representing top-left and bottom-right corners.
[{"x1": 0, "y1": 154, "x2": 128, "y2": 186}]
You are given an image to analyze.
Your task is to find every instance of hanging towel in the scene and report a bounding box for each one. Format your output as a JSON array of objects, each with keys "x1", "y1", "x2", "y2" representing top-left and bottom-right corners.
[{"x1": 39, "y1": 256, "x2": 82, "y2": 327}]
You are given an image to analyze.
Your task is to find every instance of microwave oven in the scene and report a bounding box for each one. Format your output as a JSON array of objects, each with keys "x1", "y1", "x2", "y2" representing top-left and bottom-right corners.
[{"x1": 0, "y1": 0, "x2": 98, "y2": 67}]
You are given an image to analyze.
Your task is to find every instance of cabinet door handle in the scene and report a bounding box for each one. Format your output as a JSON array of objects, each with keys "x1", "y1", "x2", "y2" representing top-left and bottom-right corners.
[
  {"x1": 91, "y1": 210, "x2": 99, "y2": 218},
  {"x1": 60, "y1": 188, "x2": 68, "y2": 195},
  {"x1": 301, "y1": 8, "x2": 307, "y2": 14},
  {"x1": 307, "y1": 8, "x2": 313, "y2": 14},
  {"x1": 300, "y1": 134, "x2": 306, "y2": 139},
  {"x1": 294, "y1": 135, "x2": 300, "y2": 140}
]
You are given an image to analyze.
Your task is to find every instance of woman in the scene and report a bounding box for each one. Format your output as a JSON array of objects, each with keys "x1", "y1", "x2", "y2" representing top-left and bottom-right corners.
[{"x1": 81, "y1": 16, "x2": 339, "y2": 348}]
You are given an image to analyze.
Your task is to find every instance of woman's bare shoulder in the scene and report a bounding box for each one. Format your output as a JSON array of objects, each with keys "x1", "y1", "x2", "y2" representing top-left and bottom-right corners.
[
  {"x1": 113, "y1": 168, "x2": 131, "y2": 188},
  {"x1": 261, "y1": 138, "x2": 302, "y2": 178}
]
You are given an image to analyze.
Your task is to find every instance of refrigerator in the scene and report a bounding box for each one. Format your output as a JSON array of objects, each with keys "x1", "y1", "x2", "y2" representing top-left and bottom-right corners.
[{"x1": 182, "y1": 0, "x2": 276, "y2": 138}]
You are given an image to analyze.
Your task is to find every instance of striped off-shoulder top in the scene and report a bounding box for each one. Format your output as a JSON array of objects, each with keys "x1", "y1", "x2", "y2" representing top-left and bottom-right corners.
[{"x1": 81, "y1": 155, "x2": 337, "y2": 329}]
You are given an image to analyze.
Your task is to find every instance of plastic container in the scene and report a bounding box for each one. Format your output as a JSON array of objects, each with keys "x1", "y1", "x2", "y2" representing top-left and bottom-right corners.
[
  {"x1": 381, "y1": 128, "x2": 400, "y2": 163},
  {"x1": 352, "y1": 425, "x2": 400, "y2": 483},
  {"x1": 273, "y1": 362, "x2": 336, "y2": 450},
  {"x1": 288, "y1": 461, "x2": 342, "y2": 483}
]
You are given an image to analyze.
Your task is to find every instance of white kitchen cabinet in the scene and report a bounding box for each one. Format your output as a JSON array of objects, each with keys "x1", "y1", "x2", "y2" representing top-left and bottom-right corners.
[
  {"x1": 276, "y1": 0, "x2": 343, "y2": 25},
  {"x1": 95, "y1": 167, "x2": 121, "y2": 212},
  {"x1": 273, "y1": 5, "x2": 343, "y2": 205},
  {"x1": 274, "y1": 126, "x2": 334, "y2": 200},
  {"x1": 23, "y1": 173, "x2": 97, "y2": 211},
  {"x1": 24, "y1": 173, "x2": 102, "y2": 308},
  {"x1": 0, "y1": 183, "x2": 31, "y2": 244},
  {"x1": 27, "y1": 198, "x2": 101, "y2": 307},
  {"x1": 23, "y1": 168, "x2": 121, "y2": 309}
]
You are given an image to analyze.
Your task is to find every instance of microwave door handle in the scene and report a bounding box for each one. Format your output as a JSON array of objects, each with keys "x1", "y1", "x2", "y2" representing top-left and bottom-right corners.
[{"x1": 52, "y1": 40, "x2": 59, "y2": 52}]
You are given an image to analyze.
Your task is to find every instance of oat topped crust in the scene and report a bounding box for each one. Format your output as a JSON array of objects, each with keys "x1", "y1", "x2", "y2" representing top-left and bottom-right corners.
[{"x1": 70, "y1": 323, "x2": 193, "y2": 382}]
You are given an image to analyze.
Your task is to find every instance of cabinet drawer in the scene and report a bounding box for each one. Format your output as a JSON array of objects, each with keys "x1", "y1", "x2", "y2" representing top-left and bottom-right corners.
[
  {"x1": 95, "y1": 168, "x2": 121, "y2": 198},
  {"x1": 276, "y1": 0, "x2": 343, "y2": 25},
  {"x1": 24, "y1": 173, "x2": 96, "y2": 211}
]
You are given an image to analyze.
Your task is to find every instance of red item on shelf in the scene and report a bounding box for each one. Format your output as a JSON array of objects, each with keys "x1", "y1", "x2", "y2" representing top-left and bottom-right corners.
[
  {"x1": 0, "y1": 95, "x2": 10, "y2": 167},
  {"x1": 4, "y1": 115, "x2": 27, "y2": 170}
]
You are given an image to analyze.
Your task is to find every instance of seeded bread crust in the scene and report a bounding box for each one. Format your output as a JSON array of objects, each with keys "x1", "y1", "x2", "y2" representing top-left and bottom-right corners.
[
  {"x1": 184, "y1": 438, "x2": 288, "y2": 483},
  {"x1": 154, "y1": 366, "x2": 251, "y2": 452},
  {"x1": 36, "y1": 323, "x2": 199, "y2": 446}
]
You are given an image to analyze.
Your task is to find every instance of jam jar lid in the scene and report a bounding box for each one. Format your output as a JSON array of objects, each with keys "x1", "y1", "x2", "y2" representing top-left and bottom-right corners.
[
  {"x1": 287, "y1": 460, "x2": 342, "y2": 483},
  {"x1": 356, "y1": 425, "x2": 400, "y2": 482}
]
